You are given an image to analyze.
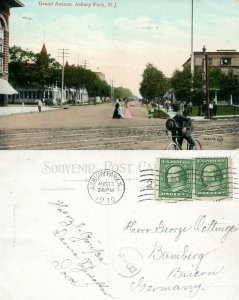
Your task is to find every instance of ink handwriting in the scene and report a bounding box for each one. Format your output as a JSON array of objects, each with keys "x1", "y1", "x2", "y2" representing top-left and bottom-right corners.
[
  {"x1": 49, "y1": 200, "x2": 112, "y2": 297},
  {"x1": 123, "y1": 215, "x2": 239, "y2": 243}
]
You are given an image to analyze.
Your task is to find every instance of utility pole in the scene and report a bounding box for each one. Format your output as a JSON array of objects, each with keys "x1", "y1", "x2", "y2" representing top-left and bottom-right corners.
[
  {"x1": 58, "y1": 48, "x2": 70, "y2": 107},
  {"x1": 81, "y1": 59, "x2": 89, "y2": 69},
  {"x1": 80, "y1": 58, "x2": 89, "y2": 104},
  {"x1": 202, "y1": 45, "x2": 210, "y2": 117},
  {"x1": 191, "y1": 0, "x2": 194, "y2": 80},
  {"x1": 110, "y1": 80, "x2": 114, "y2": 101}
]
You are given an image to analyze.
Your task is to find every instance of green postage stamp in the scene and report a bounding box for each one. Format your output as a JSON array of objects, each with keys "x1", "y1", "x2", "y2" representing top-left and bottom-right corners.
[
  {"x1": 157, "y1": 157, "x2": 231, "y2": 200},
  {"x1": 159, "y1": 159, "x2": 193, "y2": 199},
  {"x1": 195, "y1": 157, "x2": 229, "y2": 197}
]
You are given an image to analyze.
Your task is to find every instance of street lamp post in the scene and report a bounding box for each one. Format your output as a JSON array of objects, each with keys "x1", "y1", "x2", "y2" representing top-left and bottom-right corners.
[
  {"x1": 202, "y1": 45, "x2": 210, "y2": 117},
  {"x1": 191, "y1": 0, "x2": 194, "y2": 78}
]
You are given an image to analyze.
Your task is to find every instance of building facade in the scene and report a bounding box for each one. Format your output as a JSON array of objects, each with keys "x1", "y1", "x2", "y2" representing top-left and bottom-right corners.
[
  {"x1": 183, "y1": 50, "x2": 239, "y2": 75},
  {"x1": 94, "y1": 71, "x2": 105, "y2": 81},
  {"x1": 0, "y1": 0, "x2": 23, "y2": 106}
]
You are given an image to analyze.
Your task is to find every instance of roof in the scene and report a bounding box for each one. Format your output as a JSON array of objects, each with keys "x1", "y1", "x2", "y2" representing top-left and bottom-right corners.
[
  {"x1": 193, "y1": 51, "x2": 239, "y2": 55},
  {"x1": 182, "y1": 50, "x2": 239, "y2": 67},
  {"x1": 5, "y1": 0, "x2": 24, "y2": 8},
  {"x1": 40, "y1": 43, "x2": 47, "y2": 54},
  {"x1": 0, "y1": 79, "x2": 18, "y2": 95}
]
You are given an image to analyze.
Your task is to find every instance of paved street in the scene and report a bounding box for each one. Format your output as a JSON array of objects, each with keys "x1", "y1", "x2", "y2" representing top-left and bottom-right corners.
[{"x1": 0, "y1": 101, "x2": 238, "y2": 150}]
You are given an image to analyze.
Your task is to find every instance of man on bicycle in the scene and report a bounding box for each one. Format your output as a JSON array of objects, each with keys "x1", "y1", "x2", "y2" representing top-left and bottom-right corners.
[{"x1": 167, "y1": 111, "x2": 195, "y2": 149}]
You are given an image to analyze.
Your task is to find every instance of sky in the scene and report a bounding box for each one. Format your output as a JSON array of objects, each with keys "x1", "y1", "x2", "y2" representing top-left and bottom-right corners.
[{"x1": 10, "y1": 0, "x2": 239, "y2": 96}]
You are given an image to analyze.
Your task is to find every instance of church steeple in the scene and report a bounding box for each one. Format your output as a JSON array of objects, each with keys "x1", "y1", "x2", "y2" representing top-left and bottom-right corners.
[{"x1": 40, "y1": 43, "x2": 47, "y2": 54}]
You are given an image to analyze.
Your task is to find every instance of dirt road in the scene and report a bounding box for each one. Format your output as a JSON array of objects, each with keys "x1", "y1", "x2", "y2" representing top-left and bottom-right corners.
[{"x1": 0, "y1": 102, "x2": 238, "y2": 150}]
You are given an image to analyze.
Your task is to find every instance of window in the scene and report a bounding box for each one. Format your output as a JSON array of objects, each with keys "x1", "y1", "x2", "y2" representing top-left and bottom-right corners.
[
  {"x1": 0, "y1": 58, "x2": 3, "y2": 73},
  {"x1": 0, "y1": 20, "x2": 3, "y2": 53},
  {"x1": 208, "y1": 58, "x2": 213, "y2": 65},
  {"x1": 220, "y1": 58, "x2": 231, "y2": 66}
]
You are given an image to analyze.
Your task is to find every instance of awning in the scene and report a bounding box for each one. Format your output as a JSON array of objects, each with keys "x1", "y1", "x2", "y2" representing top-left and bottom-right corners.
[{"x1": 0, "y1": 79, "x2": 18, "y2": 95}]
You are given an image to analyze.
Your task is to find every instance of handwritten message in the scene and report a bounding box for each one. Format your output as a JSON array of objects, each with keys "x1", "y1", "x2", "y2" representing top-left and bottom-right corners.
[{"x1": 49, "y1": 200, "x2": 112, "y2": 298}]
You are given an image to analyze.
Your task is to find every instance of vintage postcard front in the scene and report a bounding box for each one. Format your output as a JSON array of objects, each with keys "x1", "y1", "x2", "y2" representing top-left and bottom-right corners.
[
  {"x1": 1, "y1": 0, "x2": 239, "y2": 150},
  {"x1": 0, "y1": 150, "x2": 238, "y2": 300}
]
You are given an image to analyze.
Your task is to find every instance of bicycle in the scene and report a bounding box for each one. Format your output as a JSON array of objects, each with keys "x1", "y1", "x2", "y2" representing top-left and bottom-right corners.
[{"x1": 165, "y1": 131, "x2": 202, "y2": 150}]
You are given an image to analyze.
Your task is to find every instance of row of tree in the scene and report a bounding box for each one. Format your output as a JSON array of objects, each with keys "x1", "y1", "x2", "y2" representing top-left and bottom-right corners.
[
  {"x1": 9, "y1": 46, "x2": 133, "y2": 100},
  {"x1": 139, "y1": 63, "x2": 239, "y2": 105}
]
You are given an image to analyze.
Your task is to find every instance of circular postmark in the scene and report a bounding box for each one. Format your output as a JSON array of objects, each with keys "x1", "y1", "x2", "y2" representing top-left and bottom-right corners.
[
  {"x1": 87, "y1": 169, "x2": 125, "y2": 205},
  {"x1": 217, "y1": 136, "x2": 223, "y2": 143},
  {"x1": 113, "y1": 247, "x2": 143, "y2": 278}
]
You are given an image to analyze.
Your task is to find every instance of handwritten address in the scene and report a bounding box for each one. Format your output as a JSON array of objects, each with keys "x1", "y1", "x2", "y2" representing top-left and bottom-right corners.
[
  {"x1": 123, "y1": 215, "x2": 239, "y2": 243},
  {"x1": 120, "y1": 215, "x2": 239, "y2": 297}
]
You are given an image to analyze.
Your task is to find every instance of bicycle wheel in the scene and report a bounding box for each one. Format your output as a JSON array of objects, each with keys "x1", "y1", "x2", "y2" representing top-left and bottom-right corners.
[
  {"x1": 188, "y1": 139, "x2": 202, "y2": 150},
  {"x1": 194, "y1": 139, "x2": 202, "y2": 150},
  {"x1": 165, "y1": 142, "x2": 181, "y2": 150}
]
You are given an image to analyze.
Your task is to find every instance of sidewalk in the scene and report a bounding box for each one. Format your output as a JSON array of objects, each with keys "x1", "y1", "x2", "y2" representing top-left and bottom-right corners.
[
  {"x1": 0, "y1": 105, "x2": 60, "y2": 116},
  {"x1": 161, "y1": 107, "x2": 239, "y2": 121},
  {"x1": 161, "y1": 107, "x2": 206, "y2": 121}
]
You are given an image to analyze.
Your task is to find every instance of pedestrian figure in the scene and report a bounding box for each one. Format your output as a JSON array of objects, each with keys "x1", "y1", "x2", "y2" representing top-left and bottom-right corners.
[
  {"x1": 38, "y1": 99, "x2": 43, "y2": 112},
  {"x1": 112, "y1": 100, "x2": 121, "y2": 119},
  {"x1": 189, "y1": 101, "x2": 193, "y2": 115},
  {"x1": 124, "y1": 100, "x2": 132, "y2": 118},
  {"x1": 167, "y1": 111, "x2": 195, "y2": 149},
  {"x1": 165, "y1": 99, "x2": 169, "y2": 113},
  {"x1": 213, "y1": 100, "x2": 217, "y2": 117},
  {"x1": 201, "y1": 101, "x2": 207, "y2": 116},
  {"x1": 209, "y1": 101, "x2": 214, "y2": 118},
  {"x1": 147, "y1": 102, "x2": 154, "y2": 118},
  {"x1": 179, "y1": 101, "x2": 185, "y2": 114},
  {"x1": 183, "y1": 101, "x2": 189, "y2": 116},
  {"x1": 168, "y1": 99, "x2": 171, "y2": 111},
  {"x1": 118, "y1": 99, "x2": 124, "y2": 118}
]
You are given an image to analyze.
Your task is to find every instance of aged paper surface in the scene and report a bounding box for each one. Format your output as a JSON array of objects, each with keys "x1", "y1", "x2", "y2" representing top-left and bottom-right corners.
[
  {"x1": 0, "y1": 150, "x2": 238, "y2": 299},
  {"x1": 0, "y1": 0, "x2": 238, "y2": 151},
  {"x1": 1, "y1": 1, "x2": 239, "y2": 299}
]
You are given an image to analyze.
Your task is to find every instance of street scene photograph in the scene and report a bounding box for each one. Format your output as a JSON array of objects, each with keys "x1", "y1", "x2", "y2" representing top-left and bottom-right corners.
[{"x1": 0, "y1": 0, "x2": 239, "y2": 150}]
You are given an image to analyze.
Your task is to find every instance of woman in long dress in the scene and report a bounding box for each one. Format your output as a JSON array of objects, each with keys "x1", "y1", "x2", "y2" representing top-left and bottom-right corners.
[
  {"x1": 118, "y1": 100, "x2": 124, "y2": 118},
  {"x1": 123, "y1": 100, "x2": 132, "y2": 118},
  {"x1": 113, "y1": 100, "x2": 121, "y2": 119}
]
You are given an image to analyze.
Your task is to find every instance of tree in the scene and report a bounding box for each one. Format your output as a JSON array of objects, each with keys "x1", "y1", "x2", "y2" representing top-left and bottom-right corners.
[
  {"x1": 171, "y1": 65, "x2": 239, "y2": 105},
  {"x1": 139, "y1": 63, "x2": 168, "y2": 101},
  {"x1": 171, "y1": 67, "x2": 192, "y2": 102},
  {"x1": 9, "y1": 46, "x2": 111, "y2": 102},
  {"x1": 114, "y1": 87, "x2": 133, "y2": 99},
  {"x1": 96, "y1": 80, "x2": 111, "y2": 98},
  {"x1": 217, "y1": 70, "x2": 239, "y2": 101},
  {"x1": 9, "y1": 46, "x2": 36, "y2": 87},
  {"x1": 34, "y1": 52, "x2": 61, "y2": 87},
  {"x1": 9, "y1": 46, "x2": 61, "y2": 88},
  {"x1": 64, "y1": 65, "x2": 111, "y2": 102}
]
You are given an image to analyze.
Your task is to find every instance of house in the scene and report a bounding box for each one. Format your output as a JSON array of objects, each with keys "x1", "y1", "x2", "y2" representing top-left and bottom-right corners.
[
  {"x1": 0, "y1": 0, "x2": 24, "y2": 106},
  {"x1": 94, "y1": 71, "x2": 105, "y2": 81},
  {"x1": 183, "y1": 49, "x2": 239, "y2": 75},
  {"x1": 10, "y1": 43, "x2": 89, "y2": 105}
]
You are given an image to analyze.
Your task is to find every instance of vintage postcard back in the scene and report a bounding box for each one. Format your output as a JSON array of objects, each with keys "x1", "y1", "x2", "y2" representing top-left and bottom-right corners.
[{"x1": 0, "y1": 150, "x2": 239, "y2": 300}]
